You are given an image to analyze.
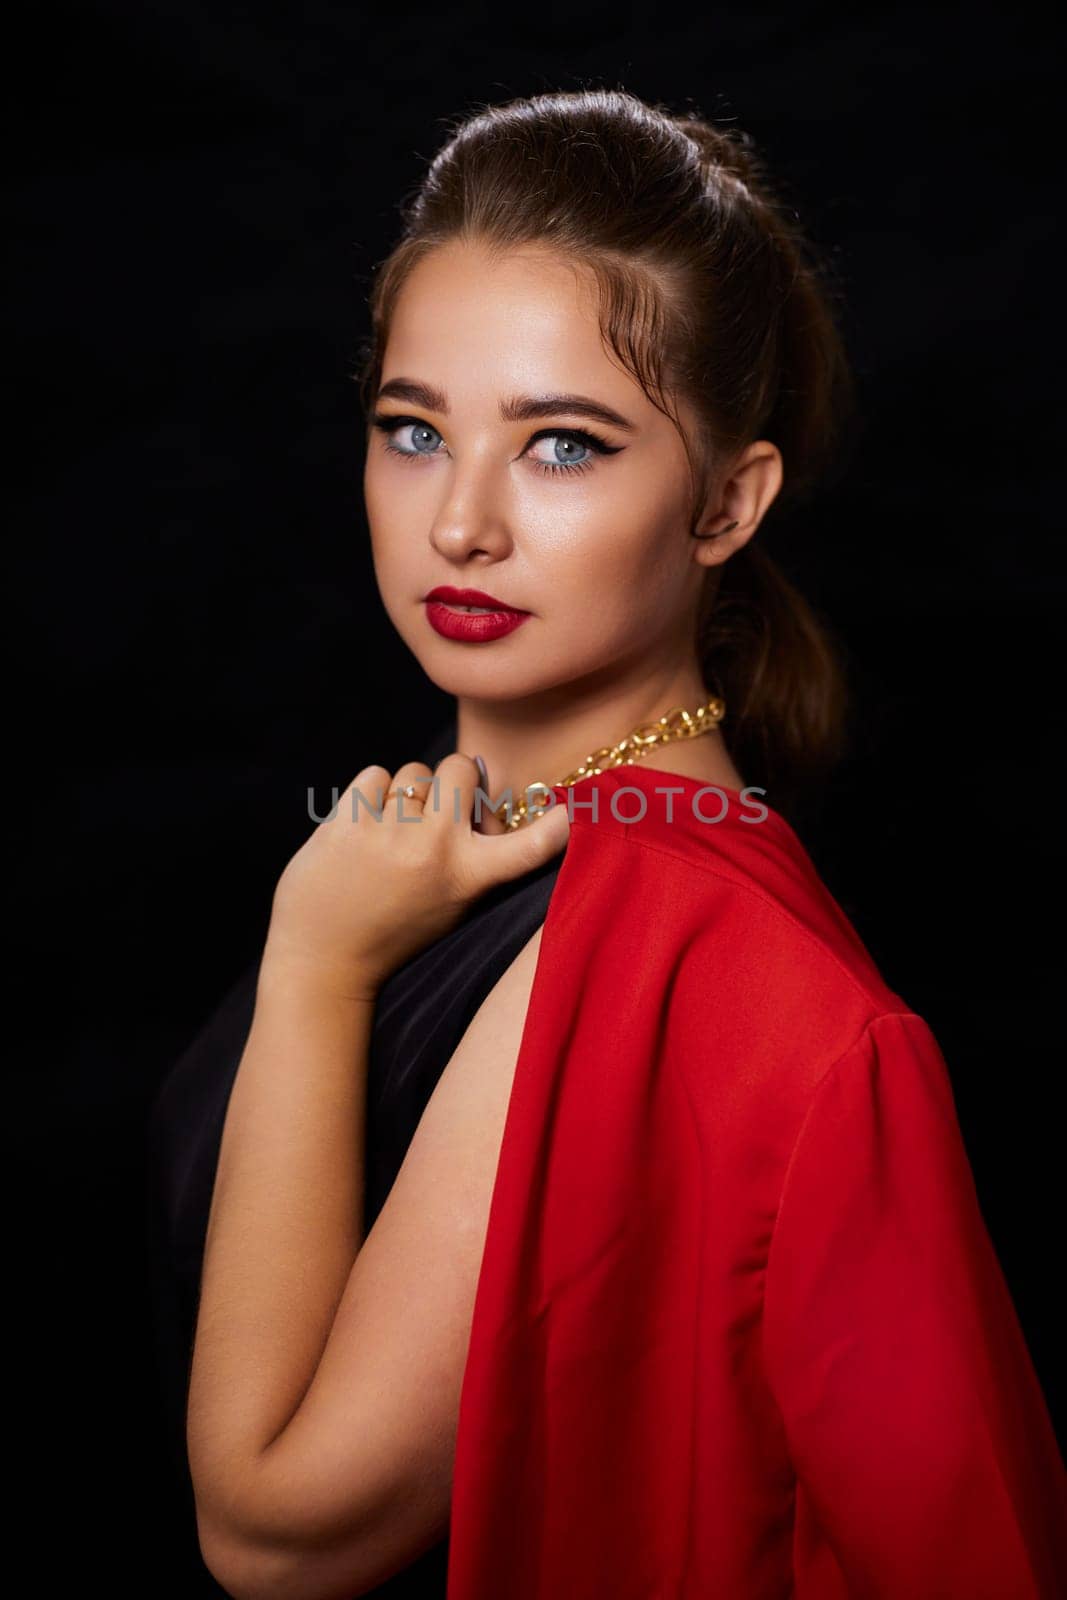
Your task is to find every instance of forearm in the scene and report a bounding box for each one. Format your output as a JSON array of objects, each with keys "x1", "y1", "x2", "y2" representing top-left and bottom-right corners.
[{"x1": 187, "y1": 950, "x2": 376, "y2": 1521}]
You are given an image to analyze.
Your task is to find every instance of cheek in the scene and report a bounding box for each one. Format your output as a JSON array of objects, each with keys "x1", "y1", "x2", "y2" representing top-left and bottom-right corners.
[
  {"x1": 534, "y1": 495, "x2": 689, "y2": 622},
  {"x1": 364, "y1": 466, "x2": 412, "y2": 571},
  {"x1": 363, "y1": 456, "x2": 397, "y2": 539},
  {"x1": 362, "y1": 518, "x2": 416, "y2": 642},
  {"x1": 363, "y1": 450, "x2": 420, "y2": 529},
  {"x1": 532, "y1": 540, "x2": 687, "y2": 673}
]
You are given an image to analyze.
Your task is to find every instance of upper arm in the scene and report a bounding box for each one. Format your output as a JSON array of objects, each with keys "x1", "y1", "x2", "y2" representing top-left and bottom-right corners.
[{"x1": 207, "y1": 923, "x2": 545, "y2": 1600}]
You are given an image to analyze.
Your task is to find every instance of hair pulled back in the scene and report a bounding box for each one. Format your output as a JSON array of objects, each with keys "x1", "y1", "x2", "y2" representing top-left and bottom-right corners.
[{"x1": 358, "y1": 88, "x2": 855, "y2": 801}]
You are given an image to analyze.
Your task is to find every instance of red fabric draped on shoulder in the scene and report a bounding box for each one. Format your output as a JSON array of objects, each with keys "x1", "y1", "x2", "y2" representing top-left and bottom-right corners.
[{"x1": 447, "y1": 765, "x2": 1066, "y2": 1598}]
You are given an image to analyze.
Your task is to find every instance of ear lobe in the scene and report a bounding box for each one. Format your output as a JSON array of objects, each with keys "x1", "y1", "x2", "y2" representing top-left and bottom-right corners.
[{"x1": 691, "y1": 528, "x2": 727, "y2": 569}]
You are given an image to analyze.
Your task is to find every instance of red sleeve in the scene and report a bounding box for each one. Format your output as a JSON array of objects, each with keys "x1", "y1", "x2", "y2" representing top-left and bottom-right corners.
[{"x1": 762, "y1": 1010, "x2": 1067, "y2": 1598}]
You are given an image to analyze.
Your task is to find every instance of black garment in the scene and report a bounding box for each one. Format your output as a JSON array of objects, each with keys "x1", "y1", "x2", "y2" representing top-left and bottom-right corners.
[{"x1": 146, "y1": 721, "x2": 565, "y2": 1596}]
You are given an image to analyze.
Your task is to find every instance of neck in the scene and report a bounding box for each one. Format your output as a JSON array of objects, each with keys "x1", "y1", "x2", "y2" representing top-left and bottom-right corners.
[{"x1": 454, "y1": 655, "x2": 746, "y2": 803}]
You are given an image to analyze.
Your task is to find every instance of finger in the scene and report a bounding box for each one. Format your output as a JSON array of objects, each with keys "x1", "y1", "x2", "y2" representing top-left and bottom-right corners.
[
  {"x1": 469, "y1": 754, "x2": 507, "y2": 835},
  {"x1": 469, "y1": 788, "x2": 571, "y2": 886},
  {"x1": 386, "y1": 761, "x2": 434, "y2": 815},
  {"x1": 433, "y1": 751, "x2": 508, "y2": 834},
  {"x1": 475, "y1": 804, "x2": 508, "y2": 836},
  {"x1": 346, "y1": 764, "x2": 392, "y2": 818},
  {"x1": 350, "y1": 763, "x2": 391, "y2": 789},
  {"x1": 431, "y1": 751, "x2": 482, "y2": 827}
]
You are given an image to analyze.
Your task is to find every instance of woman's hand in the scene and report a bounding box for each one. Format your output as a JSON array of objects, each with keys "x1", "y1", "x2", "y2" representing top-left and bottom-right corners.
[{"x1": 261, "y1": 752, "x2": 570, "y2": 1000}]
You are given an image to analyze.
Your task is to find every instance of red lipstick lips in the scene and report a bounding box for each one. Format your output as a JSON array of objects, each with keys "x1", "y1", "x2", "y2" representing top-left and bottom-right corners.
[{"x1": 424, "y1": 586, "x2": 532, "y2": 643}]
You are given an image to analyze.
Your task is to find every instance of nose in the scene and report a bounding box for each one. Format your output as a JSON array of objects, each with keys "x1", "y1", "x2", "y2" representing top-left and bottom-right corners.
[{"x1": 428, "y1": 458, "x2": 514, "y2": 565}]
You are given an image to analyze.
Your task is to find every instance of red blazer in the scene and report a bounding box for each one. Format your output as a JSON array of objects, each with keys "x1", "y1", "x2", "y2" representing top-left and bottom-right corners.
[{"x1": 447, "y1": 764, "x2": 1066, "y2": 1597}]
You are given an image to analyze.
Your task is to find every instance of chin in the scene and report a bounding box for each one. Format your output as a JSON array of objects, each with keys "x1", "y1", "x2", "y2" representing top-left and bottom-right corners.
[
  {"x1": 410, "y1": 638, "x2": 572, "y2": 703},
  {"x1": 417, "y1": 657, "x2": 553, "y2": 702}
]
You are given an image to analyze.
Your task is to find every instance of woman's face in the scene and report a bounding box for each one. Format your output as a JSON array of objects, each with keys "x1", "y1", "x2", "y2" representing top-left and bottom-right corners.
[{"x1": 363, "y1": 239, "x2": 713, "y2": 704}]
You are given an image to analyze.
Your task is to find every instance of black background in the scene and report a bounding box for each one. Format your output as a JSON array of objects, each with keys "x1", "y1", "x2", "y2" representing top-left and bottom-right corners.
[{"x1": 17, "y1": 3, "x2": 1061, "y2": 1591}]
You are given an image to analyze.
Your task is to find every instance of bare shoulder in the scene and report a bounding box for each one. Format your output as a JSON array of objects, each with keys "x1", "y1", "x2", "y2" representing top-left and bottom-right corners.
[{"x1": 257, "y1": 921, "x2": 547, "y2": 1595}]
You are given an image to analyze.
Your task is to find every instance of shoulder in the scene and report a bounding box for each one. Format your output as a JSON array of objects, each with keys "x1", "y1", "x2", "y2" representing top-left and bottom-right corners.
[{"x1": 547, "y1": 765, "x2": 910, "y2": 1099}]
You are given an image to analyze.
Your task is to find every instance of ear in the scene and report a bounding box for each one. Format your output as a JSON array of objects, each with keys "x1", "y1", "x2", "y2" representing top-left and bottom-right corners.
[{"x1": 692, "y1": 440, "x2": 784, "y2": 566}]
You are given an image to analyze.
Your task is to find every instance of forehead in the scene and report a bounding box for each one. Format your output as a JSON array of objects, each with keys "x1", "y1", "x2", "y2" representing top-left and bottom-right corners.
[{"x1": 382, "y1": 241, "x2": 644, "y2": 411}]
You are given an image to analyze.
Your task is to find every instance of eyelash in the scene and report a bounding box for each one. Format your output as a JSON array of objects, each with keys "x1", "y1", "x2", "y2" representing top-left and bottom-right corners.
[{"x1": 369, "y1": 414, "x2": 621, "y2": 477}]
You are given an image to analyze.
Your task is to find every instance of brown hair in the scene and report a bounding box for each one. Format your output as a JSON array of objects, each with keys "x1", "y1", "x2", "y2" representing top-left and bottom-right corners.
[{"x1": 357, "y1": 88, "x2": 857, "y2": 805}]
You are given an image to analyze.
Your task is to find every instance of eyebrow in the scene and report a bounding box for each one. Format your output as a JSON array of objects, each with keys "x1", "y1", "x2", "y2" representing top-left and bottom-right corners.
[{"x1": 374, "y1": 377, "x2": 637, "y2": 433}]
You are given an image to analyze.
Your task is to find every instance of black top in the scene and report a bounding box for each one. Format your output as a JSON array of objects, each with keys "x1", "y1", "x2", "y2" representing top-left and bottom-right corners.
[{"x1": 145, "y1": 720, "x2": 566, "y2": 1596}]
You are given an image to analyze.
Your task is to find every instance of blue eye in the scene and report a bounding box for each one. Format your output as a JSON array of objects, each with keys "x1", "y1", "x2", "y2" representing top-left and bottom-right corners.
[
  {"x1": 378, "y1": 419, "x2": 443, "y2": 457},
  {"x1": 527, "y1": 433, "x2": 595, "y2": 475},
  {"x1": 370, "y1": 414, "x2": 623, "y2": 478}
]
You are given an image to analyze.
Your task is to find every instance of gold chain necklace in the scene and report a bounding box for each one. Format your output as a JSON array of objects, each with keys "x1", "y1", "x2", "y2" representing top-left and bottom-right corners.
[{"x1": 490, "y1": 695, "x2": 726, "y2": 830}]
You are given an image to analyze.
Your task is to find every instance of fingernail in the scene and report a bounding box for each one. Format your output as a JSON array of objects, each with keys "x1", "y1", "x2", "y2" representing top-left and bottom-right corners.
[{"x1": 474, "y1": 755, "x2": 489, "y2": 792}]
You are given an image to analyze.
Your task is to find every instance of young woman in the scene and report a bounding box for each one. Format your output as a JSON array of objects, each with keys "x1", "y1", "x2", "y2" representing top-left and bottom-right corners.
[{"x1": 148, "y1": 89, "x2": 1065, "y2": 1598}]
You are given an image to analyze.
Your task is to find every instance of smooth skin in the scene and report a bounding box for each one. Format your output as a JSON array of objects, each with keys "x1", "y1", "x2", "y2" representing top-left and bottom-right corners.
[
  {"x1": 188, "y1": 239, "x2": 783, "y2": 1599},
  {"x1": 189, "y1": 756, "x2": 563, "y2": 1598},
  {"x1": 365, "y1": 239, "x2": 783, "y2": 801}
]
